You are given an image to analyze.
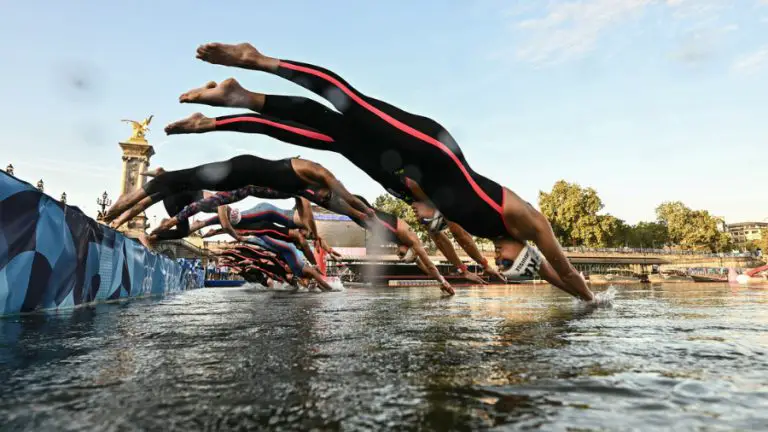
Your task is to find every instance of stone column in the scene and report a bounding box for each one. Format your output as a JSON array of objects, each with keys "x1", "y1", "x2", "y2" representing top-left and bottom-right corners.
[{"x1": 118, "y1": 133, "x2": 155, "y2": 239}]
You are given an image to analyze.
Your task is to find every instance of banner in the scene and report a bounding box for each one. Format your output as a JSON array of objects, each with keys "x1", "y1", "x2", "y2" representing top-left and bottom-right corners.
[{"x1": 0, "y1": 171, "x2": 202, "y2": 316}]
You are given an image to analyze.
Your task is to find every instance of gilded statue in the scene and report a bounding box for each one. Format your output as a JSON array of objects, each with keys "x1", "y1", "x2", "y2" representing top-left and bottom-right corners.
[{"x1": 121, "y1": 115, "x2": 154, "y2": 141}]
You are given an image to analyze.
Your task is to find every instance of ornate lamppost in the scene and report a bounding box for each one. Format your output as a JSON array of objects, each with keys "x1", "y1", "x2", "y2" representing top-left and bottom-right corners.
[
  {"x1": 60, "y1": 192, "x2": 67, "y2": 204},
  {"x1": 96, "y1": 191, "x2": 112, "y2": 221},
  {"x1": 36, "y1": 179, "x2": 44, "y2": 192},
  {"x1": 5, "y1": 164, "x2": 13, "y2": 176}
]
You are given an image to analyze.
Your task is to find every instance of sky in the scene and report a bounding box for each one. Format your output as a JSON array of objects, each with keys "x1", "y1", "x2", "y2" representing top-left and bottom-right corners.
[{"x1": 1, "y1": 0, "x2": 766, "y2": 229}]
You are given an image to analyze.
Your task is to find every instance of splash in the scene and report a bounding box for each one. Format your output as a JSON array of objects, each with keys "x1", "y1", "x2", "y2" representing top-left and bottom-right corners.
[
  {"x1": 573, "y1": 286, "x2": 616, "y2": 308},
  {"x1": 326, "y1": 277, "x2": 346, "y2": 292},
  {"x1": 591, "y1": 286, "x2": 617, "y2": 307}
]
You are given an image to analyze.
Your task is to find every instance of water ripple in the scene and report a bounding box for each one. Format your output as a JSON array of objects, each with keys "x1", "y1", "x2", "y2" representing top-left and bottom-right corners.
[{"x1": 1, "y1": 283, "x2": 766, "y2": 430}]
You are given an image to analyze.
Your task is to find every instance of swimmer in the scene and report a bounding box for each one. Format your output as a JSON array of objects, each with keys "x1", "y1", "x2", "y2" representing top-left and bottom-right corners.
[
  {"x1": 245, "y1": 233, "x2": 334, "y2": 292},
  {"x1": 211, "y1": 220, "x2": 319, "y2": 267},
  {"x1": 135, "y1": 168, "x2": 212, "y2": 249},
  {"x1": 103, "y1": 155, "x2": 373, "y2": 232},
  {"x1": 167, "y1": 81, "x2": 503, "y2": 282},
  {"x1": 173, "y1": 42, "x2": 593, "y2": 301},
  {"x1": 149, "y1": 184, "x2": 336, "y2": 255},
  {"x1": 165, "y1": 184, "x2": 457, "y2": 293},
  {"x1": 219, "y1": 248, "x2": 292, "y2": 286}
]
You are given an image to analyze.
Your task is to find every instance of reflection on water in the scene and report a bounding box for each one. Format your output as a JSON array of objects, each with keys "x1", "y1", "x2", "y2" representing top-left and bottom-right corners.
[{"x1": 1, "y1": 283, "x2": 767, "y2": 430}]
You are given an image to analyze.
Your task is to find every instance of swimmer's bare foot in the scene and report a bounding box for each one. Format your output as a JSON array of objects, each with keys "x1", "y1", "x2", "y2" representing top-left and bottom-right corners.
[
  {"x1": 138, "y1": 232, "x2": 153, "y2": 249},
  {"x1": 179, "y1": 78, "x2": 261, "y2": 109},
  {"x1": 165, "y1": 113, "x2": 216, "y2": 135},
  {"x1": 196, "y1": 42, "x2": 278, "y2": 71},
  {"x1": 140, "y1": 167, "x2": 166, "y2": 178}
]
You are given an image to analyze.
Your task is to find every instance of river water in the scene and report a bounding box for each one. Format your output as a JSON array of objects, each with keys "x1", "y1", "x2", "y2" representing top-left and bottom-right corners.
[{"x1": 1, "y1": 283, "x2": 766, "y2": 431}]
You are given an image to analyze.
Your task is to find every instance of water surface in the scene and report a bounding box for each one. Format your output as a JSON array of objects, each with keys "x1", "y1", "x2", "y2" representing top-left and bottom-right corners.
[{"x1": 1, "y1": 283, "x2": 766, "y2": 430}]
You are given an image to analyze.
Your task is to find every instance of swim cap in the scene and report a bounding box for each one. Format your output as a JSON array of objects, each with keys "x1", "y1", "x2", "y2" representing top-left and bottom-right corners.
[
  {"x1": 499, "y1": 245, "x2": 542, "y2": 279},
  {"x1": 229, "y1": 207, "x2": 241, "y2": 225},
  {"x1": 421, "y1": 209, "x2": 448, "y2": 233},
  {"x1": 402, "y1": 248, "x2": 416, "y2": 263}
]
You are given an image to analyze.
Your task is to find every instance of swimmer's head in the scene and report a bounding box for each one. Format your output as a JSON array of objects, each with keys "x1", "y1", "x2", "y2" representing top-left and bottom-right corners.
[
  {"x1": 228, "y1": 207, "x2": 242, "y2": 225},
  {"x1": 420, "y1": 209, "x2": 448, "y2": 233},
  {"x1": 396, "y1": 244, "x2": 416, "y2": 262},
  {"x1": 496, "y1": 244, "x2": 542, "y2": 280}
]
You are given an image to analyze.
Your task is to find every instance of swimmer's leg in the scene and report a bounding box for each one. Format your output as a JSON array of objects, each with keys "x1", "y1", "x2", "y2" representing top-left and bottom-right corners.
[
  {"x1": 166, "y1": 111, "x2": 334, "y2": 152},
  {"x1": 110, "y1": 196, "x2": 154, "y2": 229},
  {"x1": 177, "y1": 77, "x2": 348, "y2": 136},
  {"x1": 195, "y1": 43, "x2": 424, "y2": 137}
]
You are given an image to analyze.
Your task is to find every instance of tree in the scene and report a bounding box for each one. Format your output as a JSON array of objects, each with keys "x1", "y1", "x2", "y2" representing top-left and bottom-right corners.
[
  {"x1": 538, "y1": 180, "x2": 618, "y2": 247},
  {"x1": 628, "y1": 221, "x2": 669, "y2": 249},
  {"x1": 372, "y1": 194, "x2": 431, "y2": 244},
  {"x1": 760, "y1": 230, "x2": 768, "y2": 255},
  {"x1": 655, "y1": 201, "x2": 730, "y2": 252}
]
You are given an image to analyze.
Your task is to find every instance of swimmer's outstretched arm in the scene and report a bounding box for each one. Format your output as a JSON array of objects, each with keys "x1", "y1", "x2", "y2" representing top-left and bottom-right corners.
[
  {"x1": 293, "y1": 231, "x2": 318, "y2": 266},
  {"x1": 430, "y1": 230, "x2": 486, "y2": 285},
  {"x1": 301, "y1": 265, "x2": 333, "y2": 292},
  {"x1": 400, "y1": 227, "x2": 454, "y2": 296},
  {"x1": 295, "y1": 197, "x2": 320, "y2": 240},
  {"x1": 202, "y1": 228, "x2": 226, "y2": 239},
  {"x1": 218, "y1": 205, "x2": 245, "y2": 242},
  {"x1": 446, "y1": 222, "x2": 505, "y2": 282}
]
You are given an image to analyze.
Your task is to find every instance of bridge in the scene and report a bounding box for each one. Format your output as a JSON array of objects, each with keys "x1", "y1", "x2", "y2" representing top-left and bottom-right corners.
[{"x1": 153, "y1": 239, "x2": 212, "y2": 261}]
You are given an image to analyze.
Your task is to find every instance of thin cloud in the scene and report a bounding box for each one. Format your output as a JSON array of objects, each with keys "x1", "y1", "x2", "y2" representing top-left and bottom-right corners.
[
  {"x1": 507, "y1": 0, "x2": 729, "y2": 65},
  {"x1": 731, "y1": 45, "x2": 768, "y2": 74}
]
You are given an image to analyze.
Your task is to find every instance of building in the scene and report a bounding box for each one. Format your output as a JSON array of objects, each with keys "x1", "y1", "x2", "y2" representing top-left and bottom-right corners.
[
  {"x1": 310, "y1": 205, "x2": 366, "y2": 247},
  {"x1": 726, "y1": 222, "x2": 768, "y2": 247}
]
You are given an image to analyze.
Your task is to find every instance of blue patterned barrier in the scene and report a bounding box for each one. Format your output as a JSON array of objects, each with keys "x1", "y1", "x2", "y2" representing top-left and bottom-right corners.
[{"x1": 0, "y1": 171, "x2": 202, "y2": 316}]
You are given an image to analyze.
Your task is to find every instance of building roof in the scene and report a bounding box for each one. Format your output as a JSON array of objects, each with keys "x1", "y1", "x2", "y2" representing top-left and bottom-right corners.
[{"x1": 726, "y1": 221, "x2": 768, "y2": 228}]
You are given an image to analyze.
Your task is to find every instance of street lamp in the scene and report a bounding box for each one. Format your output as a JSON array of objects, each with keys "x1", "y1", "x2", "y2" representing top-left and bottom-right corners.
[
  {"x1": 60, "y1": 192, "x2": 67, "y2": 204},
  {"x1": 96, "y1": 191, "x2": 112, "y2": 220},
  {"x1": 5, "y1": 164, "x2": 13, "y2": 176},
  {"x1": 36, "y1": 179, "x2": 44, "y2": 192}
]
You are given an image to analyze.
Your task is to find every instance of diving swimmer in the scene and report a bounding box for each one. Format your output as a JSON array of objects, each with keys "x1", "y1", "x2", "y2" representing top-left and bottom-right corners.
[
  {"x1": 103, "y1": 154, "x2": 374, "y2": 234},
  {"x1": 168, "y1": 42, "x2": 594, "y2": 301},
  {"x1": 164, "y1": 80, "x2": 503, "y2": 282}
]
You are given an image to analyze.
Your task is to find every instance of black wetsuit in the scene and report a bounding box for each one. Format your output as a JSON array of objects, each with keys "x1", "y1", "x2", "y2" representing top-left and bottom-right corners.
[
  {"x1": 212, "y1": 76, "x2": 506, "y2": 238},
  {"x1": 142, "y1": 155, "x2": 307, "y2": 206},
  {"x1": 214, "y1": 99, "x2": 415, "y2": 204},
  {"x1": 153, "y1": 190, "x2": 204, "y2": 241},
  {"x1": 173, "y1": 185, "x2": 294, "y2": 223},
  {"x1": 274, "y1": 60, "x2": 509, "y2": 238},
  {"x1": 353, "y1": 195, "x2": 401, "y2": 245}
]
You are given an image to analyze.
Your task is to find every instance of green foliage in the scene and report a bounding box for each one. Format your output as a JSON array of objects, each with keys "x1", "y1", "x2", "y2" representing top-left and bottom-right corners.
[
  {"x1": 538, "y1": 180, "x2": 622, "y2": 247},
  {"x1": 761, "y1": 230, "x2": 768, "y2": 253},
  {"x1": 655, "y1": 201, "x2": 731, "y2": 252},
  {"x1": 628, "y1": 221, "x2": 670, "y2": 248},
  {"x1": 372, "y1": 194, "x2": 431, "y2": 244}
]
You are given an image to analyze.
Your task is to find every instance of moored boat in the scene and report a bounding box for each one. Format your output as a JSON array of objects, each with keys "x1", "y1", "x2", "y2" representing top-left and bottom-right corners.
[{"x1": 589, "y1": 268, "x2": 643, "y2": 285}]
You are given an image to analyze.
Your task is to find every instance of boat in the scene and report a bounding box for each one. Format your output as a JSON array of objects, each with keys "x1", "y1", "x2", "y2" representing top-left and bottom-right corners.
[
  {"x1": 205, "y1": 279, "x2": 246, "y2": 288},
  {"x1": 689, "y1": 267, "x2": 728, "y2": 283},
  {"x1": 648, "y1": 269, "x2": 693, "y2": 283},
  {"x1": 588, "y1": 268, "x2": 643, "y2": 285},
  {"x1": 691, "y1": 274, "x2": 728, "y2": 283}
]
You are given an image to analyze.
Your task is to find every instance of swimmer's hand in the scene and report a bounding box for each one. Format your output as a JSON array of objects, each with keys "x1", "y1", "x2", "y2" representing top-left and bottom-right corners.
[
  {"x1": 439, "y1": 277, "x2": 455, "y2": 296},
  {"x1": 317, "y1": 238, "x2": 342, "y2": 260},
  {"x1": 483, "y1": 266, "x2": 505, "y2": 282},
  {"x1": 461, "y1": 270, "x2": 486, "y2": 285}
]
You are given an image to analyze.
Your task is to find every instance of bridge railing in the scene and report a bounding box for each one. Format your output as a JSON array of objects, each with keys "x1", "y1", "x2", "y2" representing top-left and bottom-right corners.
[{"x1": 561, "y1": 246, "x2": 755, "y2": 258}]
